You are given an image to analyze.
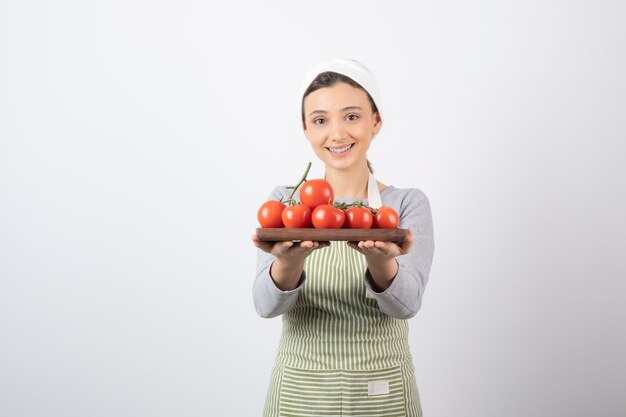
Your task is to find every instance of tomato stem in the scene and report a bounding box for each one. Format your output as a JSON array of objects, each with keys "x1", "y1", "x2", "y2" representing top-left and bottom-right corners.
[
  {"x1": 286, "y1": 161, "x2": 312, "y2": 203},
  {"x1": 332, "y1": 201, "x2": 374, "y2": 211}
]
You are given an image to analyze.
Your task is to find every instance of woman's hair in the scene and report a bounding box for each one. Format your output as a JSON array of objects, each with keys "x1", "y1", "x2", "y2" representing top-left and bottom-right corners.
[{"x1": 301, "y1": 71, "x2": 379, "y2": 174}]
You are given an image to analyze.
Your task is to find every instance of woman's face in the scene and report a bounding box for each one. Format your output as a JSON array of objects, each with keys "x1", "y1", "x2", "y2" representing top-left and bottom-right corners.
[{"x1": 302, "y1": 82, "x2": 381, "y2": 172}]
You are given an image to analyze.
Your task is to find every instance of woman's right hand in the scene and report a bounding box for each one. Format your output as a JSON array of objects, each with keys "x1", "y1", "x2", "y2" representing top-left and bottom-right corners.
[
  {"x1": 251, "y1": 235, "x2": 329, "y2": 290},
  {"x1": 251, "y1": 235, "x2": 329, "y2": 261}
]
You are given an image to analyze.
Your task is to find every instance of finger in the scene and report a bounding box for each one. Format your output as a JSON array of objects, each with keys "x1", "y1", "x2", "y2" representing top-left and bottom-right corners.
[
  {"x1": 358, "y1": 240, "x2": 396, "y2": 257},
  {"x1": 357, "y1": 241, "x2": 375, "y2": 253},
  {"x1": 368, "y1": 247, "x2": 388, "y2": 257},
  {"x1": 357, "y1": 241, "x2": 373, "y2": 250},
  {"x1": 312, "y1": 241, "x2": 330, "y2": 249},
  {"x1": 274, "y1": 240, "x2": 294, "y2": 255},
  {"x1": 251, "y1": 235, "x2": 273, "y2": 252},
  {"x1": 251, "y1": 234, "x2": 263, "y2": 245},
  {"x1": 291, "y1": 242, "x2": 319, "y2": 257},
  {"x1": 373, "y1": 241, "x2": 398, "y2": 256}
]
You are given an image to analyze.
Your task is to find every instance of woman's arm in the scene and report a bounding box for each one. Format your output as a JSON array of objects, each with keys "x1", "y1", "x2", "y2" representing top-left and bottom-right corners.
[
  {"x1": 350, "y1": 188, "x2": 435, "y2": 319},
  {"x1": 253, "y1": 237, "x2": 327, "y2": 318}
]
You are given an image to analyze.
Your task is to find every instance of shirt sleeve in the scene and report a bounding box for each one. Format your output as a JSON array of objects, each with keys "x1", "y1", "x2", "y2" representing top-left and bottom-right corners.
[
  {"x1": 363, "y1": 188, "x2": 435, "y2": 319},
  {"x1": 252, "y1": 186, "x2": 306, "y2": 318}
]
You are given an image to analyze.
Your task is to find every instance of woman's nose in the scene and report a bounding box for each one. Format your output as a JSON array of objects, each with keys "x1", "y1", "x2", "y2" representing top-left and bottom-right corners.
[{"x1": 329, "y1": 123, "x2": 347, "y2": 141}]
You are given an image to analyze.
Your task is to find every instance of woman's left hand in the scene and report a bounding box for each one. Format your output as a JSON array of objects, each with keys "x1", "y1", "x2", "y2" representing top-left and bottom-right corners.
[
  {"x1": 347, "y1": 228, "x2": 415, "y2": 291},
  {"x1": 347, "y1": 228, "x2": 414, "y2": 261}
]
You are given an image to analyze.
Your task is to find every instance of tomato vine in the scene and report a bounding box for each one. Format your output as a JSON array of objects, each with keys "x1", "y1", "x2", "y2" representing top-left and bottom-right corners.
[{"x1": 281, "y1": 161, "x2": 312, "y2": 206}]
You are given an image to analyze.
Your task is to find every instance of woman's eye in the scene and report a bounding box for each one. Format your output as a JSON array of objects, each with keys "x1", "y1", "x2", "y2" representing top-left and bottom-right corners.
[
  {"x1": 313, "y1": 118, "x2": 325, "y2": 125},
  {"x1": 346, "y1": 114, "x2": 359, "y2": 121}
]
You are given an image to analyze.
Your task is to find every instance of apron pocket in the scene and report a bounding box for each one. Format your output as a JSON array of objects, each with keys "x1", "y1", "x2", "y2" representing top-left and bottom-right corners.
[
  {"x1": 279, "y1": 366, "x2": 342, "y2": 416},
  {"x1": 278, "y1": 365, "x2": 406, "y2": 417},
  {"x1": 340, "y1": 366, "x2": 406, "y2": 417}
]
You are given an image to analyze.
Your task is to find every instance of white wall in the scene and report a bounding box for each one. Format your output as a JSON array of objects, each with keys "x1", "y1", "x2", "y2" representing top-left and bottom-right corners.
[{"x1": 1, "y1": 1, "x2": 624, "y2": 416}]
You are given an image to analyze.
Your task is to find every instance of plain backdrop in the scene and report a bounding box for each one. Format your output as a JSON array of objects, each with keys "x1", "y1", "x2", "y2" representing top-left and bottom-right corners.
[{"x1": 1, "y1": 1, "x2": 625, "y2": 416}]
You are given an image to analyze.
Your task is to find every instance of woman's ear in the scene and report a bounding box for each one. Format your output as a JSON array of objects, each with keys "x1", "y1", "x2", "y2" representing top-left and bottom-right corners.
[
  {"x1": 302, "y1": 121, "x2": 312, "y2": 140},
  {"x1": 372, "y1": 112, "x2": 382, "y2": 134}
]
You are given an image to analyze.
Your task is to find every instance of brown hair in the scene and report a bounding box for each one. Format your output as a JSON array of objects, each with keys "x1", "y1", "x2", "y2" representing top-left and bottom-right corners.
[{"x1": 301, "y1": 71, "x2": 379, "y2": 174}]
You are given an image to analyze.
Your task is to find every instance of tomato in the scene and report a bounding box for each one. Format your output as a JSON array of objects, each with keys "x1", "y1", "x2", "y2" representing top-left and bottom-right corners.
[
  {"x1": 344, "y1": 207, "x2": 373, "y2": 229},
  {"x1": 373, "y1": 206, "x2": 399, "y2": 229},
  {"x1": 299, "y1": 179, "x2": 334, "y2": 209},
  {"x1": 257, "y1": 200, "x2": 286, "y2": 228},
  {"x1": 312, "y1": 204, "x2": 345, "y2": 229},
  {"x1": 282, "y1": 204, "x2": 312, "y2": 228}
]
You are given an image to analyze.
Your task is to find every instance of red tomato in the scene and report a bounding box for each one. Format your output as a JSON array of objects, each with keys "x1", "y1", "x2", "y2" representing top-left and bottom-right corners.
[
  {"x1": 257, "y1": 200, "x2": 286, "y2": 228},
  {"x1": 299, "y1": 179, "x2": 334, "y2": 209},
  {"x1": 282, "y1": 204, "x2": 312, "y2": 228},
  {"x1": 312, "y1": 204, "x2": 345, "y2": 229},
  {"x1": 373, "y1": 206, "x2": 400, "y2": 229},
  {"x1": 344, "y1": 207, "x2": 373, "y2": 229}
]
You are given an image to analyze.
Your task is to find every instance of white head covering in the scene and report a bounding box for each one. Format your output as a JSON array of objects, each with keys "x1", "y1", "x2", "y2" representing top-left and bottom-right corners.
[{"x1": 298, "y1": 58, "x2": 383, "y2": 127}]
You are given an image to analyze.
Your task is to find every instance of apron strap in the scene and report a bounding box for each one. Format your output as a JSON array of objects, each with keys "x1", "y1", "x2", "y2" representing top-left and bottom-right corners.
[{"x1": 367, "y1": 172, "x2": 383, "y2": 209}]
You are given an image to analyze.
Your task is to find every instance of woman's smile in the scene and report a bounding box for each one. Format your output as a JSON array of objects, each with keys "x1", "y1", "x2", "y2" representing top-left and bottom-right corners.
[{"x1": 326, "y1": 143, "x2": 355, "y2": 156}]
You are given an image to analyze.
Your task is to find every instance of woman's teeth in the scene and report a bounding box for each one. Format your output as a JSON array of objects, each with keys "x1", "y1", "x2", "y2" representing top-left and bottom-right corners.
[{"x1": 328, "y1": 144, "x2": 354, "y2": 153}]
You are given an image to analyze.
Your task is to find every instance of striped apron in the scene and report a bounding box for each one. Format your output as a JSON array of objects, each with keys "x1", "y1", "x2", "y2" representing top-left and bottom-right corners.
[{"x1": 263, "y1": 174, "x2": 422, "y2": 417}]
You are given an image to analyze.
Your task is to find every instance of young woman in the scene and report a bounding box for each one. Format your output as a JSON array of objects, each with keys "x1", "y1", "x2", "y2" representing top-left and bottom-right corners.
[{"x1": 252, "y1": 58, "x2": 435, "y2": 417}]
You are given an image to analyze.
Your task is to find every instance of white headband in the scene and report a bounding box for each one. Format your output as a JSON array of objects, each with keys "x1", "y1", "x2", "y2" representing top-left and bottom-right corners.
[{"x1": 298, "y1": 58, "x2": 383, "y2": 127}]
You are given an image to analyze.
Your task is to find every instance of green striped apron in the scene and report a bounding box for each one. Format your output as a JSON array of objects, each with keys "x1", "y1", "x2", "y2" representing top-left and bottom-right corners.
[{"x1": 263, "y1": 175, "x2": 423, "y2": 417}]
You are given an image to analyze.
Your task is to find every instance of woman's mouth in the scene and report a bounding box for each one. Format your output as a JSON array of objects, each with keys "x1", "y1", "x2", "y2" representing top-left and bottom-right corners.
[{"x1": 326, "y1": 143, "x2": 355, "y2": 156}]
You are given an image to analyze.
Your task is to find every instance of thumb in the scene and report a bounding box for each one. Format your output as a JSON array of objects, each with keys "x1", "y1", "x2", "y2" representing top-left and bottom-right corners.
[{"x1": 399, "y1": 228, "x2": 414, "y2": 253}]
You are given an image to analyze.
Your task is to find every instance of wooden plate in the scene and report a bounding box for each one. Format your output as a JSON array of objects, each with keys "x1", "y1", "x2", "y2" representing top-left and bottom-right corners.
[{"x1": 256, "y1": 228, "x2": 408, "y2": 242}]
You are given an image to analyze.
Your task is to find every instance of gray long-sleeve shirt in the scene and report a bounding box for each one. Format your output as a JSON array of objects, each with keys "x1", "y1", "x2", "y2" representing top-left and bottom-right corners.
[{"x1": 253, "y1": 185, "x2": 435, "y2": 319}]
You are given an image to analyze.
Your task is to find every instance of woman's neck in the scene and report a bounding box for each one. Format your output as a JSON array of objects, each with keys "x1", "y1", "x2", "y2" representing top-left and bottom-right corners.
[{"x1": 324, "y1": 163, "x2": 370, "y2": 199}]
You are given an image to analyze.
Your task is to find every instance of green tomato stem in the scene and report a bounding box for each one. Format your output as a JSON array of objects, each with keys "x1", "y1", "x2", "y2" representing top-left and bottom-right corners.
[{"x1": 286, "y1": 161, "x2": 312, "y2": 204}]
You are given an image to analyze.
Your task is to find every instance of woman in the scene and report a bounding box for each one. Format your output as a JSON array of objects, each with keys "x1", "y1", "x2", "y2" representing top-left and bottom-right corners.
[{"x1": 252, "y1": 58, "x2": 435, "y2": 417}]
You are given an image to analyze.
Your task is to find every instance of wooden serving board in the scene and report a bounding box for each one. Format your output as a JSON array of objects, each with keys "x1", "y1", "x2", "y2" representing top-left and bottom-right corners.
[{"x1": 256, "y1": 228, "x2": 408, "y2": 242}]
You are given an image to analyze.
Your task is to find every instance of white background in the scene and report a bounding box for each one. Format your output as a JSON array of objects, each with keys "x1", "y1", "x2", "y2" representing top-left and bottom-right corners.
[{"x1": 1, "y1": 1, "x2": 625, "y2": 416}]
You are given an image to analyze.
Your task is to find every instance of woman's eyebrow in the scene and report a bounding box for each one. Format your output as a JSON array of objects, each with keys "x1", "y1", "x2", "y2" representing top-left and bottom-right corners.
[{"x1": 308, "y1": 106, "x2": 363, "y2": 117}]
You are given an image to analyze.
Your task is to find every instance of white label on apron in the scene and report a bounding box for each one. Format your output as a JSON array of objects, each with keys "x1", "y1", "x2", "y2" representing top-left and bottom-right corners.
[{"x1": 368, "y1": 379, "x2": 390, "y2": 396}]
